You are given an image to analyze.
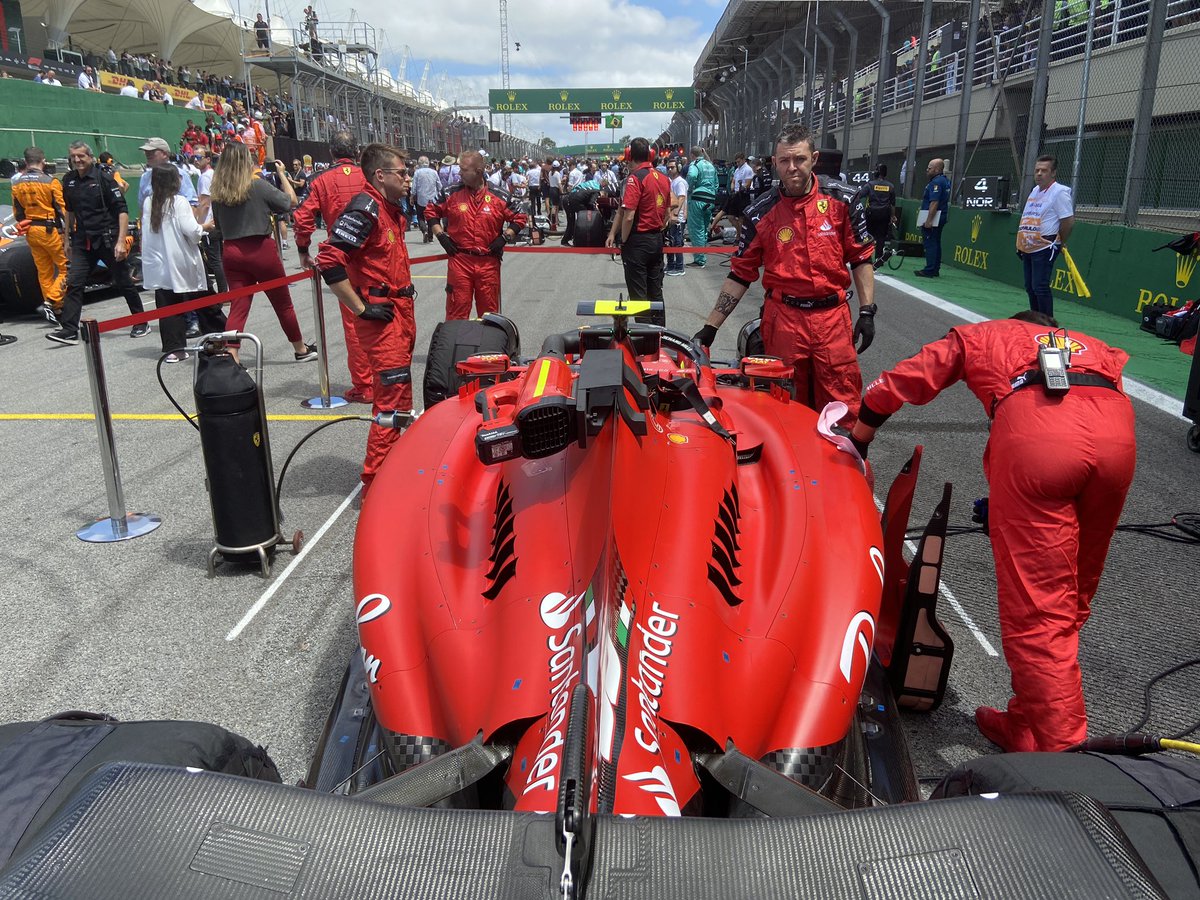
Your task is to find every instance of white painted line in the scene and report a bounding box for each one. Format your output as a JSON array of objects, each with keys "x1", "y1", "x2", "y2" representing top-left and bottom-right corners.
[
  {"x1": 226, "y1": 482, "x2": 363, "y2": 641},
  {"x1": 878, "y1": 274, "x2": 1188, "y2": 421},
  {"x1": 873, "y1": 495, "x2": 999, "y2": 657}
]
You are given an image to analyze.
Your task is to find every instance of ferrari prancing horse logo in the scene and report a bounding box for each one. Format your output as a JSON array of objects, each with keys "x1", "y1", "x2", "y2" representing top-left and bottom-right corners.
[
  {"x1": 817, "y1": 199, "x2": 829, "y2": 214},
  {"x1": 343, "y1": 166, "x2": 352, "y2": 176}
]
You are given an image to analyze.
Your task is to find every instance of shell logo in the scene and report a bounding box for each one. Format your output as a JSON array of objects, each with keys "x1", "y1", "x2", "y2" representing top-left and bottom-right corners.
[
  {"x1": 387, "y1": 228, "x2": 395, "y2": 243},
  {"x1": 458, "y1": 203, "x2": 468, "y2": 212},
  {"x1": 655, "y1": 195, "x2": 664, "y2": 207},
  {"x1": 1036, "y1": 333, "x2": 1087, "y2": 355},
  {"x1": 971, "y1": 214, "x2": 982, "y2": 243},
  {"x1": 667, "y1": 433, "x2": 688, "y2": 445},
  {"x1": 777, "y1": 226, "x2": 794, "y2": 243}
]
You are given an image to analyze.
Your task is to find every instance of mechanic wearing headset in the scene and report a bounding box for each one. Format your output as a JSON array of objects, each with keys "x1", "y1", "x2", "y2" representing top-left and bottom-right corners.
[
  {"x1": 693, "y1": 123, "x2": 877, "y2": 427},
  {"x1": 850, "y1": 311, "x2": 1136, "y2": 752},
  {"x1": 426, "y1": 149, "x2": 527, "y2": 320},
  {"x1": 606, "y1": 137, "x2": 672, "y2": 327},
  {"x1": 294, "y1": 131, "x2": 373, "y2": 405},
  {"x1": 316, "y1": 143, "x2": 415, "y2": 491}
]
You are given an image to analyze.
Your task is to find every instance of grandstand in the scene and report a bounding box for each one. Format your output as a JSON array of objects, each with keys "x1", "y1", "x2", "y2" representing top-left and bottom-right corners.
[{"x1": 0, "y1": 0, "x2": 538, "y2": 163}]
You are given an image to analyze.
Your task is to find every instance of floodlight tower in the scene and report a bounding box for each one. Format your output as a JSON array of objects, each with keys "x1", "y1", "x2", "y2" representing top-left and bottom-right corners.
[{"x1": 499, "y1": 0, "x2": 512, "y2": 133}]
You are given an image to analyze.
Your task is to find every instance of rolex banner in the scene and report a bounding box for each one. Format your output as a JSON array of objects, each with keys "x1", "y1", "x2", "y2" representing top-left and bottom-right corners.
[
  {"x1": 488, "y1": 87, "x2": 695, "y2": 114},
  {"x1": 895, "y1": 203, "x2": 1200, "y2": 325}
]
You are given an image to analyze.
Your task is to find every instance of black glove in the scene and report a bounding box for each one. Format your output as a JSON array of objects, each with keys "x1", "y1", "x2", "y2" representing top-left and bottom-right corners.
[
  {"x1": 358, "y1": 301, "x2": 394, "y2": 323},
  {"x1": 853, "y1": 304, "x2": 877, "y2": 354},
  {"x1": 850, "y1": 435, "x2": 870, "y2": 459},
  {"x1": 488, "y1": 233, "x2": 506, "y2": 257},
  {"x1": 694, "y1": 324, "x2": 718, "y2": 349},
  {"x1": 436, "y1": 232, "x2": 458, "y2": 255}
]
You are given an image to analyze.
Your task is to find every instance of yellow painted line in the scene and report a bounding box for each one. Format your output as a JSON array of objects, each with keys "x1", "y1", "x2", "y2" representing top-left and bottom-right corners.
[
  {"x1": 0, "y1": 413, "x2": 355, "y2": 422},
  {"x1": 533, "y1": 359, "x2": 551, "y2": 398}
]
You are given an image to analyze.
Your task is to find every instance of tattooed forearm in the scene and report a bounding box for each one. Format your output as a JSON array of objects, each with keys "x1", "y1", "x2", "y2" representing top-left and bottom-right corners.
[{"x1": 715, "y1": 290, "x2": 742, "y2": 316}]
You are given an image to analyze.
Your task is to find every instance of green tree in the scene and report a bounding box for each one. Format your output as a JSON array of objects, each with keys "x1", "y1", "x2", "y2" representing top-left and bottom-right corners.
[{"x1": 539, "y1": 136, "x2": 557, "y2": 151}]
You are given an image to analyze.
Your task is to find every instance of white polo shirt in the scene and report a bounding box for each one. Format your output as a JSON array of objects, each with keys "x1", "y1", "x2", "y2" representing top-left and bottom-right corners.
[{"x1": 733, "y1": 162, "x2": 754, "y2": 192}]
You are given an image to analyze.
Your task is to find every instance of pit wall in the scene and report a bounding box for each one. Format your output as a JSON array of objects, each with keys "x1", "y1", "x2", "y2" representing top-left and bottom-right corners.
[{"x1": 897, "y1": 202, "x2": 1199, "y2": 323}]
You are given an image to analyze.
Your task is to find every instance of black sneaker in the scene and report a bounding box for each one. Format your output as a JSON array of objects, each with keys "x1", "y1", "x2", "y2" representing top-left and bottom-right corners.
[
  {"x1": 130, "y1": 322, "x2": 151, "y2": 338},
  {"x1": 687, "y1": 261, "x2": 706, "y2": 268},
  {"x1": 294, "y1": 343, "x2": 318, "y2": 362},
  {"x1": 37, "y1": 303, "x2": 61, "y2": 325},
  {"x1": 185, "y1": 323, "x2": 201, "y2": 338},
  {"x1": 46, "y1": 328, "x2": 79, "y2": 346}
]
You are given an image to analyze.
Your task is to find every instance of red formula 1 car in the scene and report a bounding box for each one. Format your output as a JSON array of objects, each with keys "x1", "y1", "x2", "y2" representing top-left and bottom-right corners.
[
  {"x1": 311, "y1": 302, "x2": 951, "y2": 821},
  {"x1": 4, "y1": 305, "x2": 1188, "y2": 900}
]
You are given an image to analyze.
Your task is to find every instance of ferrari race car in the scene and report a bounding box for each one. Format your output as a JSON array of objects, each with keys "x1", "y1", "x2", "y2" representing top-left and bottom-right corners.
[{"x1": 1, "y1": 304, "x2": 1195, "y2": 899}]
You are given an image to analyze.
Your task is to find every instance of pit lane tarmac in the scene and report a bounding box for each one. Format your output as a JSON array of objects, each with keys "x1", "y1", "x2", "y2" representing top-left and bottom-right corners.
[{"x1": 0, "y1": 228, "x2": 1196, "y2": 785}]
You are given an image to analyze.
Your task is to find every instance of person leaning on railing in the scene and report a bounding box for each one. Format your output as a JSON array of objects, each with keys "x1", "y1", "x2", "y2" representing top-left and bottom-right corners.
[{"x1": 208, "y1": 142, "x2": 316, "y2": 362}]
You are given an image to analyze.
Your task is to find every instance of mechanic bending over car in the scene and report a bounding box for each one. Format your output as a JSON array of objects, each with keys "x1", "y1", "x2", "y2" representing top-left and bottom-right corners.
[
  {"x1": 850, "y1": 311, "x2": 1137, "y2": 753},
  {"x1": 694, "y1": 122, "x2": 877, "y2": 428},
  {"x1": 10, "y1": 146, "x2": 67, "y2": 323},
  {"x1": 48, "y1": 141, "x2": 148, "y2": 346},
  {"x1": 316, "y1": 143, "x2": 415, "y2": 492}
]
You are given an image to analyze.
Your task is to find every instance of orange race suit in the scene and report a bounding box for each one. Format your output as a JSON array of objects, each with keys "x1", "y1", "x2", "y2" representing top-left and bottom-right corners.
[
  {"x1": 10, "y1": 168, "x2": 67, "y2": 309},
  {"x1": 860, "y1": 318, "x2": 1136, "y2": 750},
  {"x1": 729, "y1": 175, "x2": 874, "y2": 426}
]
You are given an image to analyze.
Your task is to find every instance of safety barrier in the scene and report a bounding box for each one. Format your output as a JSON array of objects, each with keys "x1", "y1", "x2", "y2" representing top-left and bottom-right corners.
[{"x1": 75, "y1": 240, "x2": 738, "y2": 543}]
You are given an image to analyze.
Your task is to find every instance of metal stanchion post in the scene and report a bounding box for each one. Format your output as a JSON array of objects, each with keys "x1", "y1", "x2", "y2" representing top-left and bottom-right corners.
[
  {"x1": 77, "y1": 318, "x2": 163, "y2": 542},
  {"x1": 301, "y1": 269, "x2": 348, "y2": 409}
]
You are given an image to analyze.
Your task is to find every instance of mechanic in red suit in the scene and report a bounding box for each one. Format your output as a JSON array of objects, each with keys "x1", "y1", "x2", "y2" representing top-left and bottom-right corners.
[
  {"x1": 693, "y1": 123, "x2": 877, "y2": 427},
  {"x1": 316, "y1": 144, "x2": 415, "y2": 489},
  {"x1": 294, "y1": 132, "x2": 373, "y2": 404},
  {"x1": 849, "y1": 311, "x2": 1136, "y2": 752},
  {"x1": 425, "y1": 149, "x2": 526, "y2": 320}
]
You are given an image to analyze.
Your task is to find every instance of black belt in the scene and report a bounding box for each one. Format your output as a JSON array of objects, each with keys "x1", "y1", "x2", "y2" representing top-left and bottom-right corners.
[
  {"x1": 30, "y1": 219, "x2": 59, "y2": 229},
  {"x1": 367, "y1": 285, "x2": 415, "y2": 298},
  {"x1": 1009, "y1": 369, "x2": 1119, "y2": 392},
  {"x1": 770, "y1": 290, "x2": 841, "y2": 310}
]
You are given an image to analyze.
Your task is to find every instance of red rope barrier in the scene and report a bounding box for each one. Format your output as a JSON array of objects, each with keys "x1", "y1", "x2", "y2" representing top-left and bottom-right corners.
[
  {"x1": 92, "y1": 242, "x2": 736, "y2": 333},
  {"x1": 95, "y1": 270, "x2": 312, "y2": 334}
]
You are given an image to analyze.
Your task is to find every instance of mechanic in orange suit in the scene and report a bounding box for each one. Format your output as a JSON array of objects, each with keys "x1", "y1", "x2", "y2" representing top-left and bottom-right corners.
[
  {"x1": 426, "y1": 149, "x2": 526, "y2": 320},
  {"x1": 850, "y1": 311, "x2": 1137, "y2": 752},
  {"x1": 316, "y1": 144, "x2": 415, "y2": 489},
  {"x1": 10, "y1": 146, "x2": 67, "y2": 318},
  {"x1": 294, "y1": 132, "x2": 373, "y2": 404}
]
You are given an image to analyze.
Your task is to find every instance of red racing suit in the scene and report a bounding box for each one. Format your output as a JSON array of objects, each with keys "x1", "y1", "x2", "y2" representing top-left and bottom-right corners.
[
  {"x1": 294, "y1": 158, "x2": 372, "y2": 396},
  {"x1": 316, "y1": 184, "x2": 416, "y2": 484},
  {"x1": 860, "y1": 319, "x2": 1136, "y2": 750},
  {"x1": 425, "y1": 183, "x2": 526, "y2": 319},
  {"x1": 729, "y1": 176, "x2": 874, "y2": 425}
]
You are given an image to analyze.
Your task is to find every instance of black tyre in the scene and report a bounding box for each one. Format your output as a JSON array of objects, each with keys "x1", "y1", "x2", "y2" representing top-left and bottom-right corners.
[{"x1": 1187, "y1": 423, "x2": 1200, "y2": 453}]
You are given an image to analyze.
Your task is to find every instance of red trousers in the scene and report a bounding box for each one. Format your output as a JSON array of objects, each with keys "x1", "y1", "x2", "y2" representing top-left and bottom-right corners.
[
  {"x1": 986, "y1": 388, "x2": 1136, "y2": 750},
  {"x1": 355, "y1": 296, "x2": 415, "y2": 484},
  {"x1": 761, "y1": 300, "x2": 862, "y2": 428},
  {"x1": 445, "y1": 254, "x2": 501, "y2": 320},
  {"x1": 339, "y1": 300, "x2": 372, "y2": 392},
  {"x1": 223, "y1": 235, "x2": 302, "y2": 343}
]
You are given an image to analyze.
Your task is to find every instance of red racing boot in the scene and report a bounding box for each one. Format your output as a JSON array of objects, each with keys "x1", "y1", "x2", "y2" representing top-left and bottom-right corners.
[{"x1": 975, "y1": 706, "x2": 1037, "y2": 753}]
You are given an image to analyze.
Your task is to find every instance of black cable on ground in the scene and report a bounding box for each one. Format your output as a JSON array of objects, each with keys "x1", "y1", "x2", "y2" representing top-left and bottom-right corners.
[
  {"x1": 275, "y1": 416, "x2": 370, "y2": 507},
  {"x1": 1124, "y1": 658, "x2": 1200, "y2": 741}
]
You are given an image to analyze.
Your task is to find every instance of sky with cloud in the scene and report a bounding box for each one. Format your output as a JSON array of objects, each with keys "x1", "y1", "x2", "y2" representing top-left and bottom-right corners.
[{"x1": 283, "y1": 0, "x2": 727, "y2": 145}]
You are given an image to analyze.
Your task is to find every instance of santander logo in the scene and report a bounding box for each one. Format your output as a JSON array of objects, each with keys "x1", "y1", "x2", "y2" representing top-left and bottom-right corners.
[
  {"x1": 839, "y1": 611, "x2": 876, "y2": 684},
  {"x1": 539, "y1": 590, "x2": 584, "y2": 630}
]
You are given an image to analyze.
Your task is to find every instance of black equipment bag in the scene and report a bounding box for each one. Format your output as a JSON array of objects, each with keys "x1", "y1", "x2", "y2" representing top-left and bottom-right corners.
[
  {"x1": 423, "y1": 313, "x2": 521, "y2": 408},
  {"x1": 573, "y1": 209, "x2": 607, "y2": 248},
  {"x1": 1142, "y1": 303, "x2": 1174, "y2": 334},
  {"x1": 0, "y1": 711, "x2": 280, "y2": 867},
  {"x1": 932, "y1": 750, "x2": 1200, "y2": 899}
]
